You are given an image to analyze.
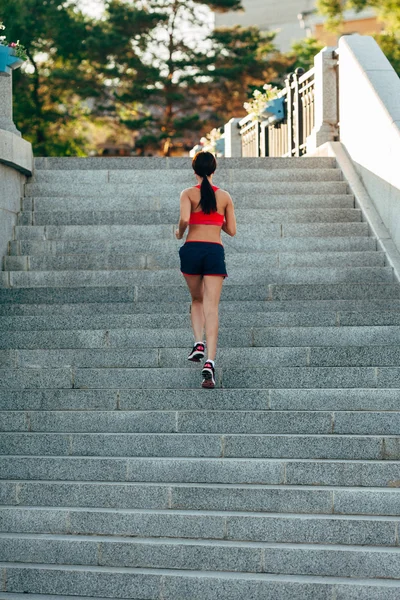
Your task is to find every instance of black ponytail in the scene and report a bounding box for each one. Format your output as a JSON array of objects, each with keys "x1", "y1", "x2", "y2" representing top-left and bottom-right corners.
[{"x1": 192, "y1": 151, "x2": 217, "y2": 214}]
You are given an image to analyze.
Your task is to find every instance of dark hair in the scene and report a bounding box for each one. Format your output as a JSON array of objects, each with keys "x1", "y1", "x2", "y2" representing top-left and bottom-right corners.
[{"x1": 192, "y1": 151, "x2": 217, "y2": 214}]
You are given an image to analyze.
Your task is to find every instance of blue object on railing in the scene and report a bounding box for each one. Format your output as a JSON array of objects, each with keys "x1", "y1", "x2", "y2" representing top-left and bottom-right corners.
[
  {"x1": 215, "y1": 138, "x2": 225, "y2": 155},
  {"x1": 0, "y1": 45, "x2": 24, "y2": 75},
  {"x1": 262, "y1": 97, "x2": 285, "y2": 124}
]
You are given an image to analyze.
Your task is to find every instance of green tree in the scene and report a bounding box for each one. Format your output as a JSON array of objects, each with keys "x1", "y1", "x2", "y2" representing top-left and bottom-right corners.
[
  {"x1": 197, "y1": 25, "x2": 280, "y2": 121},
  {"x1": 105, "y1": 0, "x2": 245, "y2": 156},
  {"x1": 1, "y1": 0, "x2": 163, "y2": 155},
  {"x1": 286, "y1": 37, "x2": 324, "y2": 72},
  {"x1": 375, "y1": 31, "x2": 400, "y2": 74}
]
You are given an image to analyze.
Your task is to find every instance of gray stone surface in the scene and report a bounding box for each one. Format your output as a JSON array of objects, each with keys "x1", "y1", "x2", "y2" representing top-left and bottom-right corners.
[
  {"x1": 0, "y1": 389, "x2": 118, "y2": 411},
  {"x1": 176, "y1": 411, "x2": 331, "y2": 434},
  {"x1": 0, "y1": 313, "x2": 337, "y2": 331},
  {"x1": 223, "y1": 435, "x2": 384, "y2": 460},
  {"x1": 0, "y1": 368, "x2": 71, "y2": 389},
  {"x1": 170, "y1": 485, "x2": 332, "y2": 514},
  {"x1": 15, "y1": 481, "x2": 169, "y2": 509},
  {"x1": 334, "y1": 490, "x2": 400, "y2": 516},
  {"x1": 253, "y1": 325, "x2": 400, "y2": 347},
  {"x1": 3, "y1": 565, "x2": 161, "y2": 598},
  {"x1": 225, "y1": 513, "x2": 397, "y2": 546},
  {"x1": 269, "y1": 389, "x2": 400, "y2": 411},
  {"x1": 0, "y1": 508, "x2": 70, "y2": 534},
  {"x1": 260, "y1": 545, "x2": 400, "y2": 578},
  {"x1": 68, "y1": 509, "x2": 225, "y2": 540},
  {"x1": 33, "y1": 156, "x2": 336, "y2": 169},
  {"x1": 2, "y1": 507, "x2": 396, "y2": 546},
  {"x1": 32, "y1": 166, "x2": 341, "y2": 183},
  {"x1": 17, "y1": 206, "x2": 365, "y2": 227},
  {"x1": 222, "y1": 366, "x2": 378, "y2": 389},
  {"x1": 98, "y1": 537, "x2": 263, "y2": 572},
  {"x1": 8, "y1": 235, "x2": 378, "y2": 255},
  {"x1": 3, "y1": 298, "x2": 400, "y2": 315},
  {"x1": 0, "y1": 535, "x2": 98, "y2": 566},
  {"x1": 5, "y1": 249, "x2": 386, "y2": 272},
  {"x1": 25, "y1": 179, "x2": 348, "y2": 197},
  {"x1": 15, "y1": 349, "x2": 160, "y2": 368},
  {"x1": 6, "y1": 266, "x2": 394, "y2": 288},
  {"x1": 285, "y1": 461, "x2": 400, "y2": 487},
  {"x1": 3, "y1": 155, "x2": 400, "y2": 597}
]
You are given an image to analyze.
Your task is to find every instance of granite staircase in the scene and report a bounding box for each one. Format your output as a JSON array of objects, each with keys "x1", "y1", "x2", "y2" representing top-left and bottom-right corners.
[{"x1": 1, "y1": 156, "x2": 400, "y2": 599}]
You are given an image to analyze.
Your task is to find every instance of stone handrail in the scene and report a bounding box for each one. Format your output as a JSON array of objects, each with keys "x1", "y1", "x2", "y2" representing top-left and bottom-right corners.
[{"x1": 337, "y1": 35, "x2": 400, "y2": 255}]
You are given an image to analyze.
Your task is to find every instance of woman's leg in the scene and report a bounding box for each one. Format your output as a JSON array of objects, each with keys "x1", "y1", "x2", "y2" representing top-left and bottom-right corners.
[
  {"x1": 183, "y1": 275, "x2": 205, "y2": 342},
  {"x1": 203, "y1": 275, "x2": 224, "y2": 361}
]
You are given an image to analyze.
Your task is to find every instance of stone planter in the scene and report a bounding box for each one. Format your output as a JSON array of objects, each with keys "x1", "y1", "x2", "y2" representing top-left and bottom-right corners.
[{"x1": 0, "y1": 44, "x2": 24, "y2": 75}]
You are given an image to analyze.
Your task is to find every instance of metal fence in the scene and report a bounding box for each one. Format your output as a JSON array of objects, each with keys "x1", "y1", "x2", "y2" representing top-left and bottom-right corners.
[{"x1": 239, "y1": 66, "x2": 316, "y2": 157}]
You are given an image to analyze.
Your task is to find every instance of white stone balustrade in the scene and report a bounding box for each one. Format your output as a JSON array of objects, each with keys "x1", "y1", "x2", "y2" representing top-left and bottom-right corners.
[{"x1": 0, "y1": 72, "x2": 33, "y2": 263}]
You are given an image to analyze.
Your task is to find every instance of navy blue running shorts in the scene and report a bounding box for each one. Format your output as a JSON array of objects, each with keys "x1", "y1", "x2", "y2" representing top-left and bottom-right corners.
[{"x1": 179, "y1": 241, "x2": 228, "y2": 278}]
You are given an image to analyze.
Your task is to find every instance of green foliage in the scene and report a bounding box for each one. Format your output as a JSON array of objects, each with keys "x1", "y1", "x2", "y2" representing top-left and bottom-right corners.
[
  {"x1": 2, "y1": 0, "x2": 98, "y2": 155},
  {"x1": 196, "y1": 25, "x2": 281, "y2": 120},
  {"x1": 3, "y1": 0, "x2": 297, "y2": 156},
  {"x1": 104, "y1": 0, "x2": 247, "y2": 155},
  {"x1": 374, "y1": 32, "x2": 400, "y2": 75},
  {"x1": 288, "y1": 37, "x2": 325, "y2": 72},
  {"x1": 317, "y1": 0, "x2": 400, "y2": 33}
]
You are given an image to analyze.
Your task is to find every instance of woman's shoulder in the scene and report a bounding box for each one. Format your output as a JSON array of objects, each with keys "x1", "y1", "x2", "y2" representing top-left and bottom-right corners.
[
  {"x1": 215, "y1": 187, "x2": 232, "y2": 202},
  {"x1": 180, "y1": 186, "x2": 200, "y2": 197}
]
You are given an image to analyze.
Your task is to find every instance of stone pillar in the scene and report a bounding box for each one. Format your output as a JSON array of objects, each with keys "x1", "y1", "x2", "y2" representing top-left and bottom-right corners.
[
  {"x1": 306, "y1": 47, "x2": 338, "y2": 154},
  {"x1": 224, "y1": 117, "x2": 242, "y2": 157},
  {"x1": 0, "y1": 72, "x2": 21, "y2": 136}
]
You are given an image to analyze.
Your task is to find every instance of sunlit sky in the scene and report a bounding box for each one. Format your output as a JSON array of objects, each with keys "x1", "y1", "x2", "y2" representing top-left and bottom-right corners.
[{"x1": 79, "y1": 0, "x2": 105, "y2": 18}]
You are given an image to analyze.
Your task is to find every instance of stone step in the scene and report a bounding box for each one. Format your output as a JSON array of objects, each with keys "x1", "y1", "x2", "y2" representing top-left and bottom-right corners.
[
  {"x1": 4, "y1": 251, "x2": 385, "y2": 272},
  {"x1": 1, "y1": 455, "x2": 400, "y2": 483},
  {"x1": 8, "y1": 235, "x2": 377, "y2": 256},
  {"x1": 34, "y1": 156, "x2": 337, "y2": 170},
  {"x1": 13, "y1": 222, "x2": 368, "y2": 242},
  {"x1": 1, "y1": 283, "x2": 399, "y2": 305},
  {"x1": 17, "y1": 207, "x2": 361, "y2": 226},
  {"x1": 1, "y1": 299, "x2": 400, "y2": 317},
  {"x1": 2, "y1": 480, "x2": 399, "y2": 515},
  {"x1": 0, "y1": 312, "x2": 340, "y2": 330},
  {"x1": 23, "y1": 193, "x2": 354, "y2": 212},
  {"x1": 0, "y1": 594, "x2": 132, "y2": 600},
  {"x1": 25, "y1": 180, "x2": 348, "y2": 198},
  {"x1": 1, "y1": 507, "x2": 397, "y2": 546},
  {"x1": 0, "y1": 388, "x2": 399, "y2": 413},
  {"x1": 4, "y1": 346, "x2": 400, "y2": 369},
  {"x1": 2, "y1": 325, "x2": 400, "y2": 349},
  {"x1": 3, "y1": 366, "x2": 399, "y2": 390},
  {"x1": 1, "y1": 409, "x2": 399, "y2": 435},
  {"x1": 2, "y1": 533, "x2": 400, "y2": 579},
  {"x1": 2, "y1": 311, "x2": 400, "y2": 331},
  {"x1": 136, "y1": 283, "x2": 400, "y2": 303},
  {"x1": 2, "y1": 563, "x2": 400, "y2": 600},
  {"x1": 3, "y1": 266, "x2": 393, "y2": 288},
  {"x1": 32, "y1": 167, "x2": 342, "y2": 184}
]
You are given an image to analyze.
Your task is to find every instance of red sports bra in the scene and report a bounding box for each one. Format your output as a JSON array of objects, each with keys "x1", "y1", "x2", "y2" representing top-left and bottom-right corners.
[{"x1": 188, "y1": 185, "x2": 225, "y2": 226}]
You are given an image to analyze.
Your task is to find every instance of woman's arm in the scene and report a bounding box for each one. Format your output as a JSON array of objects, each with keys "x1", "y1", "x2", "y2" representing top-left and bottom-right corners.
[
  {"x1": 175, "y1": 190, "x2": 191, "y2": 240},
  {"x1": 222, "y1": 194, "x2": 237, "y2": 237}
]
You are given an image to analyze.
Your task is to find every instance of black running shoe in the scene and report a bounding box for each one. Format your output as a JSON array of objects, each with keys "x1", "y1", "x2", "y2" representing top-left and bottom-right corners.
[
  {"x1": 188, "y1": 342, "x2": 205, "y2": 362},
  {"x1": 202, "y1": 361, "x2": 215, "y2": 389}
]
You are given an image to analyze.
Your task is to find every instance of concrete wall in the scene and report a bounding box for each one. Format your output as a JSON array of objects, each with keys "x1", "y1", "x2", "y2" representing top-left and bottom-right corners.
[{"x1": 338, "y1": 34, "x2": 400, "y2": 253}]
